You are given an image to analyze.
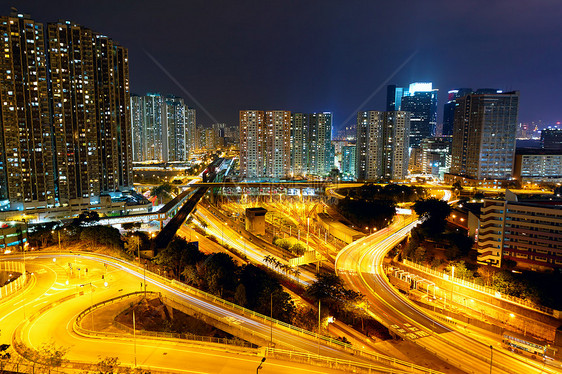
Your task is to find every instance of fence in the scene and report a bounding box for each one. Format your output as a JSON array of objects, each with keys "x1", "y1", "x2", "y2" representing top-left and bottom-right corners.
[
  {"x1": 263, "y1": 348, "x2": 440, "y2": 374},
  {"x1": 73, "y1": 252, "x2": 443, "y2": 374},
  {"x1": 73, "y1": 290, "x2": 257, "y2": 350},
  {"x1": 402, "y1": 259, "x2": 554, "y2": 316},
  {"x1": 0, "y1": 261, "x2": 28, "y2": 300}
]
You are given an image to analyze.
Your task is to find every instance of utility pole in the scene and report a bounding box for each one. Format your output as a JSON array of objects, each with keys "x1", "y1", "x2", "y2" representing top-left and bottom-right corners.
[
  {"x1": 318, "y1": 300, "x2": 321, "y2": 355},
  {"x1": 270, "y1": 293, "x2": 273, "y2": 347},
  {"x1": 489, "y1": 345, "x2": 493, "y2": 374},
  {"x1": 90, "y1": 283, "x2": 94, "y2": 330},
  {"x1": 133, "y1": 310, "x2": 137, "y2": 368},
  {"x1": 306, "y1": 217, "x2": 310, "y2": 251}
]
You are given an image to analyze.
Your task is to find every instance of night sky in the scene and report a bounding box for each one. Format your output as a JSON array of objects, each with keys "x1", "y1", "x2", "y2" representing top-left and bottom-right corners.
[{"x1": 7, "y1": 0, "x2": 562, "y2": 129}]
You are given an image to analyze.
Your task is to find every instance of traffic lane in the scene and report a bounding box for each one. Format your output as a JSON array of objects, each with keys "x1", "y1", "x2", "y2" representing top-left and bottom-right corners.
[
  {"x1": 49, "y1": 254, "x2": 373, "y2": 363},
  {"x1": 355, "y1": 243, "x2": 549, "y2": 372},
  {"x1": 27, "y1": 298, "x2": 344, "y2": 374},
  {"x1": 362, "y1": 272, "x2": 450, "y2": 335},
  {"x1": 0, "y1": 262, "x2": 57, "y2": 345}
]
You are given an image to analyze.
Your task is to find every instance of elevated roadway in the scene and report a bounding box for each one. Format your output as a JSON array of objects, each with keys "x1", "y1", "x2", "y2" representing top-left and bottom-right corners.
[
  {"x1": 1, "y1": 253, "x2": 440, "y2": 374},
  {"x1": 335, "y1": 212, "x2": 558, "y2": 373}
]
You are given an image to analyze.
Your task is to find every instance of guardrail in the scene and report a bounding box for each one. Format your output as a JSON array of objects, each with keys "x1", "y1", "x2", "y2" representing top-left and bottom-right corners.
[
  {"x1": 403, "y1": 259, "x2": 555, "y2": 316},
  {"x1": 72, "y1": 290, "x2": 256, "y2": 349},
  {"x1": 0, "y1": 261, "x2": 28, "y2": 300},
  {"x1": 263, "y1": 347, "x2": 433, "y2": 374},
  {"x1": 72, "y1": 252, "x2": 443, "y2": 374},
  {"x1": 113, "y1": 318, "x2": 256, "y2": 348}
]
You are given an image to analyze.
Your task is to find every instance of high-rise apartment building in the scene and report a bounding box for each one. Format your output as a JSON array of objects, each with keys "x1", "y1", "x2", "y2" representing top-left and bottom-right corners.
[
  {"x1": 384, "y1": 111, "x2": 410, "y2": 180},
  {"x1": 48, "y1": 22, "x2": 100, "y2": 205},
  {"x1": 48, "y1": 21, "x2": 133, "y2": 202},
  {"x1": 130, "y1": 93, "x2": 195, "y2": 162},
  {"x1": 163, "y1": 96, "x2": 187, "y2": 162},
  {"x1": 356, "y1": 111, "x2": 410, "y2": 181},
  {"x1": 419, "y1": 137, "x2": 452, "y2": 178},
  {"x1": 0, "y1": 13, "x2": 55, "y2": 209},
  {"x1": 265, "y1": 111, "x2": 291, "y2": 179},
  {"x1": 130, "y1": 95, "x2": 143, "y2": 162},
  {"x1": 185, "y1": 108, "x2": 197, "y2": 153},
  {"x1": 308, "y1": 112, "x2": 333, "y2": 177},
  {"x1": 442, "y1": 88, "x2": 473, "y2": 136},
  {"x1": 89, "y1": 30, "x2": 132, "y2": 192},
  {"x1": 240, "y1": 110, "x2": 265, "y2": 179},
  {"x1": 356, "y1": 111, "x2": 384, "y2": 180},
  {"x1": 0, "y1": 12, "x2": 132, "y2": 211},
  {"x1": 240, "y1": 110, "x2": 332, "y2": 180},
  {"x1": 450, "y1": 91, "x2": 519, "y2": 181},
  {"x1": 198, "y1": 127, "x2": 220, "y2": 150},
  {"x1": 387, "y1": 83, "x2": 437, "y2": 148},
  {"x1": 290, "y1": 113, "x2": 308, "y2": 177},
  {"x1": 130, "y1": 93, "x2": 164, "y2": 162},
  {"x1": 341, "y1": 145, "x2": 356, "y2": 180}
]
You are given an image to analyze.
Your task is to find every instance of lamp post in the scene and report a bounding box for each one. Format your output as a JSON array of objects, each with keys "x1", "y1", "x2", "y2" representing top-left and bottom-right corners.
[
  {"x1": 270, "y1": 293, "x2": 273, "y2": 347},
  {"x1": 90, "y1": 282, "x2": 95, "y2": 330},
  {"x1": 256, "y1": 357, "x2": 266, "y2": 374},
  {"x1": 240, "y1": 236, "x2": 246, "y2": 260},
  {"x1": 306, "y1": 217, "x2": 310, "y2": 251},
  {"x1": 318, "y1": 299, "x2": 321, "y2": 355},
  {"x1": 489, "y1": 345, "x2": 493, "y2": 374}
]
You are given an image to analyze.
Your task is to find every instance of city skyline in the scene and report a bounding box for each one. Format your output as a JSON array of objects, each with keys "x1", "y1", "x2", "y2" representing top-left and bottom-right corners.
[{"x1": 7, "y1": 1, "x2": 562, "y2": 129}]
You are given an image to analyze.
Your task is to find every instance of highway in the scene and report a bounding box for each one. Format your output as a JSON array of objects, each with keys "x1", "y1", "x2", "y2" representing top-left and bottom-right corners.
[
  {"x1": 192, "y1": 204, "x2": 317, "y2": 285},
  {"x1": 335, "y1": 213, "x2": 559, "y2": 374},
  {"x1": 0, "y1": 253, "x2": 433, "y2": 373}
]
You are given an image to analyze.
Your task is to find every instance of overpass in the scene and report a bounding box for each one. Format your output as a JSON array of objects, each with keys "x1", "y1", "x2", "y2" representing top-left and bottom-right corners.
[{"x1": 152, "y1": 157, "x2": 226, "y2": 251}]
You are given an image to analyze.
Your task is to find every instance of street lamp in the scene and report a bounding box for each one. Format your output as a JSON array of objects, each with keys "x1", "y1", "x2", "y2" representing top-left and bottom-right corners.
[
  {"x1": 489, "y1": 345, "x2": 493, "y2": 374},
  {"x1": 240, "y1": 236, "x2": 246, "y2": 260},
  {"x1": 256, "y1": 357, "x2": 266, "y2": 374}
]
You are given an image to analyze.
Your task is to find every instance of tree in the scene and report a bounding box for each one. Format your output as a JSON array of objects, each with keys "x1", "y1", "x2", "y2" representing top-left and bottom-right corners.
[
  {"x1": 154, "y1": 236, "x2": 206, "y2": 277},
  {"x1": 234, "y1": 284, "x2": 247, "y2": 307},
  {"x1": 202, "y1": 252, "x2": 238, "y2": 296},
  {"x1": 446, "y1": 261, "x2": 472, "y2": 280},
  {"x1": 150, "y1": 183, "x2": 177, "y2": 204},
  {"x1": 181, "y1": 265, "x2": 201, "y2": 287},
  {"x1": 72, "y1": 210, "x2": 100, "y2": 226},
  {"x1": 80, "y1": 225, "x2": 123, "y2": 250},
  {"x1": 97, "y1": 356, "x2": 127, "y2": 374},
  {"x1": 443, "y1": 232, "x2": 474, "y2": 260},
  {"x1": 290, "y1": 243, "x2": 306, "y2": 256},
  {"x1": 124, "y1": 235, "x2": 141, "y2": 257},
  {"x1": 413, "y1": 198, "x2": 451, "y2": 236},
  {"x1": 28, "y1": 222, "x2": 57, "y2": 248},
  {"x1": 452, "y1": 181, "x2": 463, "y2": 195},
  {"x1": 305, "y1": 273, "x2": 362, "y2": 315},
  {"x1": 336, "y1": 197, "x2": 396, "y2": 229},
  {"x1": 33, "y1": 342, "x2": 68, "y2": 373},
  {"x1": 274, "y1": 238, "x2": 291, "y2": 251},
  {"x1": 239, "y1": 264, "x2": 296, "y2": 323},
  {"x1": 122, "y1": 222, "x2": 142, "y2": 231},
  {"x1": 412, "y1": 246, "x2": 427, "y2": 263}
]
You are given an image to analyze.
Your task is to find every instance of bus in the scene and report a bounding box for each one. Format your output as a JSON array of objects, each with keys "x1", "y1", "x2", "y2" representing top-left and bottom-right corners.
[{"x1": 502, "y1": 332, "x2": 557, "y2": 362}]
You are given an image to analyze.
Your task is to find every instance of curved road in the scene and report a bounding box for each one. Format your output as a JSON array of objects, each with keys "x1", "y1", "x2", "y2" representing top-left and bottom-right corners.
[
  {"x1": 1, "y1": 253, "x2": 431, "y2": 373},
  {"x1": 335, "y1": 214, "x2": 559, "y2": 374}
]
